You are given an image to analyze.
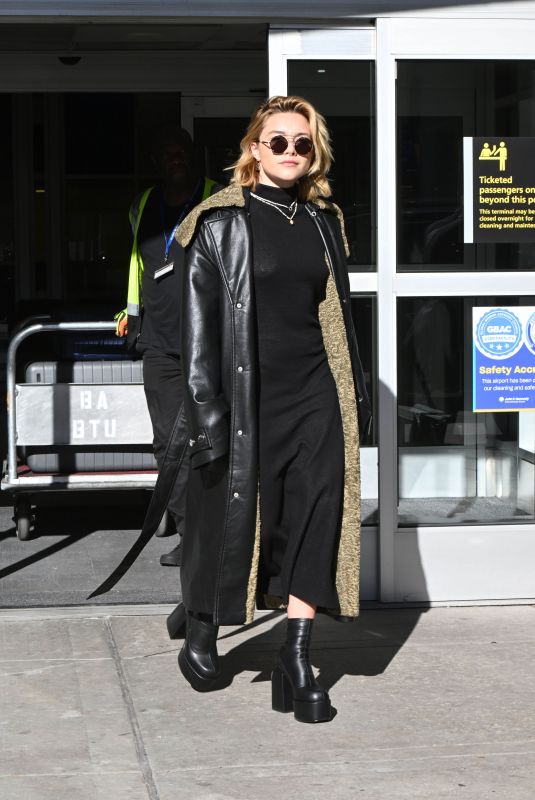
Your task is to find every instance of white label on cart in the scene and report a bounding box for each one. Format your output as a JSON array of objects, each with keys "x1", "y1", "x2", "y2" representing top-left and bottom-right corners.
[
  {"x1": 16, "y1": 384, "x2": 153, "y2": 445},
  {"x1": 80, "y1": 389, "x2": 109, "y2": 410},
  {"x1": 72, "y1": 419, "x2": 117, "y2": 439},
  {"x1": 72, "y1": 420, "x2": 85, "y2": 439},
  {"x1": 97, "y1": 392, "x2": 108, "y2": 410}
]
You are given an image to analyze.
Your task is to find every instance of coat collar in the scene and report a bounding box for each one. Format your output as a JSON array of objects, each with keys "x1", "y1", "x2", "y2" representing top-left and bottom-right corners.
[
  {"x1": 175, "y1": 182, "x2": 348, "y2": 256},
  {"x1": 176, "y1": 184, "x2": 245, "y2": 248}
]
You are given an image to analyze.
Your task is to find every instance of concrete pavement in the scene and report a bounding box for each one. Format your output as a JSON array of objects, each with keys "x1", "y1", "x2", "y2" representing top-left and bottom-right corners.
[{"x1": 1, "y1": 603, "x2": 534, "y2": 800}]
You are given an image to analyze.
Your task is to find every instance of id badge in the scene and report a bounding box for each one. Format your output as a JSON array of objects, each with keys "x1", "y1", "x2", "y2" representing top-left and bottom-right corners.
[{"x1": 154, "y1": 261, "x2": 174, "y2": 280}]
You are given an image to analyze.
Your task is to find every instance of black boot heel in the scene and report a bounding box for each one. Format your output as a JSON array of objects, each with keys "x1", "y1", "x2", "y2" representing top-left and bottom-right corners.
[
  {"x1": 166, "y1": 602, "x2": 186, "y2": 639},
  {"x1": 271, "y1": 666, "x2": 293, "y2": 713},
  {"x1": 274, "y1": 617, "x2": 333, "y2": 724}
]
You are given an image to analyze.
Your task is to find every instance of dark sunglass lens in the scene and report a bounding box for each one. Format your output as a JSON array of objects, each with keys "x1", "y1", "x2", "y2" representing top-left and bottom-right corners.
[
  {"x1": 269, "y1": 136, "x2": 288, "y2": 155},
  {"x1": 295, "y1": 137, "x2": 313, "y2": 156}
]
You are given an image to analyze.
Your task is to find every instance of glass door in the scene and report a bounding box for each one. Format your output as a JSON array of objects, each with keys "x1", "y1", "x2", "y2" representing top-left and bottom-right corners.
[
  {"x1": 268, "y1": 26, "x2": 379, "y2": 600},
  {"x1": 377, "y1": 17, "x2": 535, "y2": 604},
  {"x1": 269, "y1": 18, "x2": 535, "y2": 605}
]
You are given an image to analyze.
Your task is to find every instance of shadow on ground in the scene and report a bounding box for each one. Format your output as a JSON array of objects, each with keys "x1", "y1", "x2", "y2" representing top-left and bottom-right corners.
[
  {"x1": 0, "y1": 492, "x2": 182, "y2": 607},
  {"x1": 208, "y1": 608, "x2": 425, "y2": 693}
]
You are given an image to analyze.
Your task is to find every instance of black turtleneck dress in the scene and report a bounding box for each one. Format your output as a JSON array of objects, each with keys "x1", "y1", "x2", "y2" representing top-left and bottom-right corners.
[{"x1": 250, "y1": 183, "x2": 344, "y2": 610}]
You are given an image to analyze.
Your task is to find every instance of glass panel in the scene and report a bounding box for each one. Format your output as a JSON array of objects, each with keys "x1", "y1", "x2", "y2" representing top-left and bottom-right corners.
[
  {"x1": 194, "y1": 117, "x2": 251, "y2": 186},
  {"x1": 32, "y1": 94, "x2": 48, "y2": 296},
  {"x1": 288, "y1": 60, "x2": 376, "y2": 271},
  {"x1": 351, "y1": 294, "x2": 378, "y2": 525},
  {"x1": 351, "y1": 294, "x2": 377, "y2": 446},
  {"x1": 63, "y1": 93, "x2": 181, "y2": 306},
  {"x1": 0, "y1": 93, "x2": 13, "y2": 457},
  {"x1": 64, "y1": 179, "x2": 134, "y2": 302},
  {"x1": 397, "y1": 60, "x2": 535, "y2": 271},
  {"x1": 64, "y1": 94, "x2": 135, "y2": 176},
  {"x1": 398, "y1": 296, "x2": 535, "y2": 525},
  {"x1": 0, "y1": 94, "x2": 14, "y2": 325}
]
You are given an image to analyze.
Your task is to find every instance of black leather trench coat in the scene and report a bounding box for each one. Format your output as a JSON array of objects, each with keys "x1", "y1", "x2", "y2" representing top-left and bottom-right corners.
[{"x1": 175, "y1": 184, "x2": 371, "y2": 626}]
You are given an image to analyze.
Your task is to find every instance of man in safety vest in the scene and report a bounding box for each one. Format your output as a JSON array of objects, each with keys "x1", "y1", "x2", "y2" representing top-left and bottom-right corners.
[{"x1": 115, "y1": 125, "x2": 219, "y2": 566}]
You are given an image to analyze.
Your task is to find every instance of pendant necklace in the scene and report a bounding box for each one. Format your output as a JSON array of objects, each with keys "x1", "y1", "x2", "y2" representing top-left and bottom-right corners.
[{"x1": 250, "y1": 192, "x2": 298, "y2": 224}]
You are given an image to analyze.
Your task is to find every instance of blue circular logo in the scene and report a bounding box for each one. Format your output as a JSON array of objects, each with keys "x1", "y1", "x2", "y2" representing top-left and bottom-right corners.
[
  {"x1": 476, "y1": 308, "x2": 522, "y2": 359},
  {"x1": 524, "y1": 311, "x2": 535, "y2": 356}
]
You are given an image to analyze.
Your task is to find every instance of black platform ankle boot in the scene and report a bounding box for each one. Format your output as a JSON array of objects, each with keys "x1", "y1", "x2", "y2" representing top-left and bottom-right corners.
[
  {"x1": 271, "y1": 617, "x2": 332, "y2": 723},
  {"x1": 178, "y1": 613, "x2": 220, "y2": 692}
]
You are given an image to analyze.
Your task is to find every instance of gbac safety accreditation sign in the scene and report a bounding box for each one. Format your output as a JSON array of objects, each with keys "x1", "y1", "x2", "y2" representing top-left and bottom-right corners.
[{"x1": 473, "y1": 307, "x2": 535, "y2": 412}]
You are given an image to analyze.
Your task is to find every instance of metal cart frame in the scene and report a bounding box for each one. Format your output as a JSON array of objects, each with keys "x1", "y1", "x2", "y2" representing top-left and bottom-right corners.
[{"x1": 2, "y1": 321, "x2": 157, "y2": 539}]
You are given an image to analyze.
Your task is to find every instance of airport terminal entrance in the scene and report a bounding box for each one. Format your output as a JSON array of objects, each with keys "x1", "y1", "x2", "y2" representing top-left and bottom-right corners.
[
  {"x1": 269, "y1": 19, "x2": 535, "y2": 605},
  {"x1": 4, "y1": 91, "x2": 260, "y2": 314},
  {"x1": 0, "y1": 23, "x2": 266, "y2": 494},
  {"x1": 0, "y1": 24, "x2": 267, "y2": 320},
  {"x1": 3, "y1": 16, "x2": 535, "y2": 606}
]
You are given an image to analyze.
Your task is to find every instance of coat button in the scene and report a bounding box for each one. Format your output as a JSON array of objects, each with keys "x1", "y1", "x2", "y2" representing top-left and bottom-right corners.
[
  {"x1": 233, "y1": 491, "x2": 240, "y2": 498},
  {"x1": 236, "y1": 302, "x2": 242, "y2": 309},
  {"x1": 237, "y1": 366, "x2": 243, "y2": 372},
  {"x1": 237, "y1": 430, "x2": 243, "y2": 436}
]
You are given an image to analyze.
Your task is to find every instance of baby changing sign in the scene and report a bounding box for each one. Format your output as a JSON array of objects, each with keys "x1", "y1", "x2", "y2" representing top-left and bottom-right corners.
[{"x1": 473, "y1": 307, "x2": 535, "y2": 412}]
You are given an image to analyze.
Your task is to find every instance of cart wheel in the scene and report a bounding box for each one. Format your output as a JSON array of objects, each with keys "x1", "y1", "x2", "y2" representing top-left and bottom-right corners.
[{"x1": 14, "y1": 498, "x2": 32, "y2": 541}]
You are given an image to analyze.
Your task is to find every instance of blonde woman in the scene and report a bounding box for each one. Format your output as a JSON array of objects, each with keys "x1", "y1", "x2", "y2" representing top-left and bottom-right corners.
[{"x1": 175, "y1": 96, "x2": 371, "y2": 723}]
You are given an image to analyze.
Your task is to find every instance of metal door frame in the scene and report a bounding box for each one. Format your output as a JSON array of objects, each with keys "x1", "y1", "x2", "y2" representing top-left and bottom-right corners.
[{"x1": 269, "y1": 19, "x2": 535, "y2": 604}]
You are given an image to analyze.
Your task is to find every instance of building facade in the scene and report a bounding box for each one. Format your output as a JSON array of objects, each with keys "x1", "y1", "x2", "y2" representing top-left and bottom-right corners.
[{"x1": 2, "y1": 1, "x2": 535, "y2": 604}]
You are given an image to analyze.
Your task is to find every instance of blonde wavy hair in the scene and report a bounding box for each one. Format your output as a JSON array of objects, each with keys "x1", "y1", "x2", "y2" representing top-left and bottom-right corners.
[{"x1": 231, "y1": 95, "x2": 333, "y2": 202}]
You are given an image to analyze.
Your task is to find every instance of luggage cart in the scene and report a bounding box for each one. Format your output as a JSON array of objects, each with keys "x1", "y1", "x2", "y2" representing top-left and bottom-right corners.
[{"x1": 2, "y1": 320, "x2": 158, "y2": 540}]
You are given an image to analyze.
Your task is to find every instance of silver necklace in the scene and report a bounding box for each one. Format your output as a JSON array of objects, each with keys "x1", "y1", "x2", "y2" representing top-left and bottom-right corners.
[{"x1": 250, "y1": 192, "x2": 298, "y2": 225}]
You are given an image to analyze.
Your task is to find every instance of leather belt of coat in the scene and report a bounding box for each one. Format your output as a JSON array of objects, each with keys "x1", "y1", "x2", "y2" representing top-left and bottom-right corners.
[{"x1": 87, "y1": 404, "x2": 189, "y2": 598}]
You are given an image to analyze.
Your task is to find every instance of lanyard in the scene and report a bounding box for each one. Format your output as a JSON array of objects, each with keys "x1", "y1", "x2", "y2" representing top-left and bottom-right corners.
[{"x1": 160, "y1": 179, "x2": 201, "y2": 263}]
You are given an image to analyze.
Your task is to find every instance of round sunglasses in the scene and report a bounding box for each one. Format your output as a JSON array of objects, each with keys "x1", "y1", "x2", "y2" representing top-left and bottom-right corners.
[{"x1": 259, "y1": 135, "x2": 314, "y2": 156}]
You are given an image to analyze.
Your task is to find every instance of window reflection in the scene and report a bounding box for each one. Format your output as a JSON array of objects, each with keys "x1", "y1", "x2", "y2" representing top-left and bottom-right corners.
[
  {"x1": 397, "y1": 60, "x2": 535, "y2": 271},
  {"x1": 351, "y1": 294, "x2": 378, "y2": 525},
  {"x1": 398, "y1": 296, "x2": 535, "y2": 525},
  {"x1": 0, "y1": 94, "x2": 14, "y2": 325},
  {"x1": 351, "y1": 295, "x2": 377, "y2": 447},
  {"x1": 288, "y1": 60, "x2": 376, "y2": 271},
  {"x1": 63, "y1": 92, "x2": 181, "y2": 302}
]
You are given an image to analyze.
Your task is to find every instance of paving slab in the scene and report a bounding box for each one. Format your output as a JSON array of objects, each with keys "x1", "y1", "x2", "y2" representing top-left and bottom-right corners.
[
  {"x1": 0, "y1": 605, "x2": 534, "y2": 800},
  {"x1": 0, "y1": 773, "x2": 149, "y2": 800}
]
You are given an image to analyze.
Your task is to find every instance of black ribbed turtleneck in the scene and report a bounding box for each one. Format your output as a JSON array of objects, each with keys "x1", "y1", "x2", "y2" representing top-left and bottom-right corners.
[
  {"x1": 249, "y1": 181, "x2": 329, "y2": 381},
  {"x1": 251, "y1": 181, "x2": 299, "y2": 206}
]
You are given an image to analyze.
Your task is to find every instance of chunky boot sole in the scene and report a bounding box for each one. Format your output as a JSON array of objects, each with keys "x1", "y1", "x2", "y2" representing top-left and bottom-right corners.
[
  {"x1": 271, "y1": 667, "x2": 332, "y2": 723},
  {"x1": 178, "y1": 648, "x2": 219, "y2": 692}
]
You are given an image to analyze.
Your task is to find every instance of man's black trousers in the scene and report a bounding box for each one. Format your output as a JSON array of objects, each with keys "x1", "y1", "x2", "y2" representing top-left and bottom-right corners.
[{"x1": 142, "y1": 351, "x2": 185, "y2": 534}]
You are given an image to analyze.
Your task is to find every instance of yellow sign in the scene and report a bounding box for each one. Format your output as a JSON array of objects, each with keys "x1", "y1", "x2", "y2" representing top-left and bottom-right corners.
[{"x1": 465, "y1": 136, "x2": 535, "y2": 243}]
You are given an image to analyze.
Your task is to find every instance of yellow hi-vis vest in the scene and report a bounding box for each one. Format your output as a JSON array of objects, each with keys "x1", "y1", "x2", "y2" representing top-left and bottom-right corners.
[{"x1": 115, "y1": 177, "x2": 217, "y2": 334}]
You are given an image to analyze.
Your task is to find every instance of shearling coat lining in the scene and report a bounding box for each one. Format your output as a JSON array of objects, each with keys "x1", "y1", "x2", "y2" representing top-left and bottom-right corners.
[{"x1": 176, "y1": 182, "x2": 350, "y2": 256}]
